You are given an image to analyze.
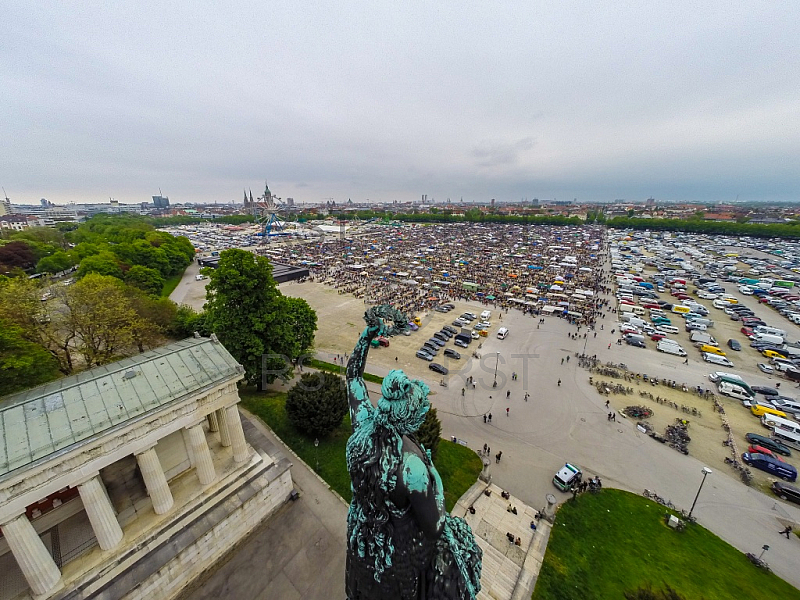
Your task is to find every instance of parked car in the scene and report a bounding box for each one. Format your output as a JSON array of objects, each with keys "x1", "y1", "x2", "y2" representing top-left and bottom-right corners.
[
  {"x1": 727, "y1": 339, "x2": 741, "y2": 351},
  {"x1": 741, "y1": 326, "x2": 754, "y2": 337},
  {"x1": 771, "y1": 481, "x2": 800, "y2": 504},
  {"x1": 752, "y1": 386, "x2": 779, "y2": 396},
  {"x1": 745, "y1": 433, "x2": 792, "y2": 456},
  {"x1": 749, "y1": 445, "x2": 786, "y2": 462},
  {"x1": 758, "y1": 363, "x2": 775, "y2": 374},
  {"x1": 443, "y1": 348, "x2": 461, "y2": 359},
  {"x1": 741, "y1": 452, "x2": 797, "y2": 482},
  {"x1": 429, "y1": 363, "x2": 449, "y2": 375},
  {"x1": 428, "y1": 337, "x2": 445, "y2": 347},
  {"x1": 416, "y1": 350, "x2": 434, "y2": 361},
  {"x1": 443, "y1": 325, "x2": 458, "y2": 334},
  {"x1": 454, "y1": 338, "x2": 469, "y2": 348}
]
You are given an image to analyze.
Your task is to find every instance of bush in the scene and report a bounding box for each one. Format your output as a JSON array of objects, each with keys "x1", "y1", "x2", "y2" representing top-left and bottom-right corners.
[
  {"x1": 286, "y1": 372, "x2": 348, "y2": 438},
  {"x1": 416, "y1": 406, "x2": 442, "y2": 460}
]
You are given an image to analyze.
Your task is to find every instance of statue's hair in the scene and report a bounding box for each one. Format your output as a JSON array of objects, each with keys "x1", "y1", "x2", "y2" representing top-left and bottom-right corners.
[{"x1": 346, "y1": 370, "x2": 430, "y2": 582}]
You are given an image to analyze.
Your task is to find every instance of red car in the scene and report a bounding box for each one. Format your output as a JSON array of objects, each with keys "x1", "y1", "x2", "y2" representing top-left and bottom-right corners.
[
  {"x1": 760, "y1": 296, "x2": 772, "y2": 303},
  {"x1": 641, "y1": 302, "x2": 660, "y2": 309},
  {"x1": 651, "y1": 333, "x2": 666, "y2": 341},
  {"x1": 748, "y1": 445, "x2": 786, "y2": 462},
  {"x1": 741, "y1": 326, "x2": 754, "y2": 337}
]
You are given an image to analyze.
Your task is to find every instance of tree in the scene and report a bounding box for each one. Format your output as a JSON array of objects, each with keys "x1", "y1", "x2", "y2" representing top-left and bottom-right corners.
[
  {"x1": 77, "y1": 252, "x2": 124, "y2": 279},
  {"x1": 36, "y1": 251, "x2": 74, "y2": 274},
  {"x1": 125, "y1": 265, "x2": 165, "y2": 296},
  {"x1": 415, "y1": 407, "x2": 442, "y2": 459},
  {"x1": 204, "y1": 249, "x2": 316, "y2": 386},
  {"x1": 0, "y1": 241, "x2": 38, "y2": 273},
  {"x1": 0, "y1": 318, "x2": 60, "y2": 397},
  {"x1": 63, "y1": 274, "x2": 143, "y2": 368},
  {"x1": 279, "y1": 296, "x2": 318, "y2": 358},
  {"x1": 286, "y1": 372, "x2": 347, "y2": 437},
  {"x1": 169, "y1": 305, "x2": 209, "y2": 338}
]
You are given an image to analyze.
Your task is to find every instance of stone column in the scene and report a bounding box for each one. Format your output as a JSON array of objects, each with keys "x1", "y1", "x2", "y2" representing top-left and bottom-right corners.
[
  {"x1": 225, "y1": 404, "x2": 250, "y2": 463},
  {"x1": 207, "y1": 411, "x2": 219, "y2": 433},
  {"x1": 215, "y1": 408, "x2": 231, "y2": 447},
  {"x1": 0, "y1": 514, "x2": 62, "y2": 596},
  {"x1": 136, "y1": 446, "x2": 174, "y2": 515},
  {"x1": 77, "y1": 475, "x2": 123, "y2": 551},
  {"x1": 187, "y1": 423, "x2": 216, "y2": 485}
]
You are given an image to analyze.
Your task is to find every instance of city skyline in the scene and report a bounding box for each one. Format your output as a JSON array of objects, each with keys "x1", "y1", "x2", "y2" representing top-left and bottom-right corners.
[{"x1": 3, "y1": 2, "x2": 799, "y2": 206}]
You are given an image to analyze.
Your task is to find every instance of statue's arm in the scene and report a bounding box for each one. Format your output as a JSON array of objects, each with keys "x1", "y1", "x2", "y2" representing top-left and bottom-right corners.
[
  {"x1": 346, "y1": 324, "x2": 379, "y2": 428},
  {"x1": 402, "y1": 451, "x2": 446, "y2": 539}
]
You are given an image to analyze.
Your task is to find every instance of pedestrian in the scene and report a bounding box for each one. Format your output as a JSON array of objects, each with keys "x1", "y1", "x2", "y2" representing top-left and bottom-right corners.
[
  {"x1": 506, "y1": 390, "x2": 511, "y2": 398},
  {"x1": 483, "y1": 413, "x2": 487, "y2": 423},
  {"x1": 487, "y1": 446, "x2": 490, "y2": 456},
  {"x1": 558, "y1": 379, "x2": 561, "y2": 386},
  {"x1": 395, "y1": 356, "x2": 398, "y2": 362},
  {"x1": 780, "y1": 525, "x2": 793, "y2": 539},
  {"x1": 506, "y1": 407, "x2": 509, "y2": 416},
  {"x1": 561, "y1": 357, "x2": 564, "y2": 364},
  {"x1": 612, "y1": 412, "x2": 616, "y2": 422},
  {"x1": 488, "y1": 413, "x2": 492, "y2": 422},
  {"x1": 608, "y1": 343, "x2": 612, "y2": 350},
  {"x1": 483, "y1": 443, "x2": 488, "y2": 455},
  {"x1": 607, "y1": 412, "x2": 612, "y2": 421},
  {"x1": 496, "y1": 451, "x2": 502, "y2": 463},
  {"x1": 683, "y1": 358, "x2": 689, "y2": 364},
  {"x1": 605, "y1": 400, "x2": 610, "y2": 409}
]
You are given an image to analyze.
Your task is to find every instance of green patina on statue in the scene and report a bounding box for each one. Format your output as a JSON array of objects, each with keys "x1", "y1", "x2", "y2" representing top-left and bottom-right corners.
[{"x1": 345, "y1": 305, "x2": 482, "y2": 600}]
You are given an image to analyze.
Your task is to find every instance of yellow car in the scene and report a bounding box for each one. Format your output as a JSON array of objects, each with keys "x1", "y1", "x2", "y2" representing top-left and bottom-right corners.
[
  {"x1": 479, "y1": 329, "x2": 488, "y2": 337},
  {"x1": 762, "y1": 349, "x2": 782, "y2": 358}
]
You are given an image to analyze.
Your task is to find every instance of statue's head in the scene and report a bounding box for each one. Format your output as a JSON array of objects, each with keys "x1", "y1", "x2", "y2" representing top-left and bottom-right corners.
[{"x1": 376, "y1": 369, "x2": 431, "y2": 436}]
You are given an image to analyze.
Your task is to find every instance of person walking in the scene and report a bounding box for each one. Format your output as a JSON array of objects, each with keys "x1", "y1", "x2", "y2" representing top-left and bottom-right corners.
[
  {"x1": 557, "y1": 379, "x2": 561, "y2": 386},
  {"x1": 605, "y1": 399, "x2": 610, "y2": 409},
  {"x1": 483, "y1": 413, "x2": 487, "y2": 423},
  {"x1": 506, "y1": 390, "x2": 511, "y2": 399},
  {"x1": 780, "y1": 525, "x2": 793, "y2": 539},
  {"x1": 488, "y1": 413, "x2": 492, "y2": 423},
  {"x1": 495, "y1": 451, "x2": 502, "y2": 463},
  {"x1": 506, "y1": 407, "x2": 509, "y2": 417}
]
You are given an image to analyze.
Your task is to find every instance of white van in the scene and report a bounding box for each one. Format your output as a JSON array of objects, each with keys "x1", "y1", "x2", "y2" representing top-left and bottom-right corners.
[
  {"x1": 718, "y1": 381, "x2": 753, "y2": 402},
  {"x1": 761, "y1": 414, "x2": 800, "y2": 435},
  {"x1": 657, "y1": 340, "x2": 687, "y2": 356},
  {"x1": 754, "y1": 333, "x2": 784, "y2": 346},
  {"x1": 656, "y1": 324, "x2": 680, "y2": 334},
  {"x1": 480, "y1": 310, "x2": 492, "y2": 320},
  {"x1": 754, "y1": 326, "x2": 786, "y2": 340},
  {"x1": 497, "y1": 327, "x2": 509, "y2": 340}
]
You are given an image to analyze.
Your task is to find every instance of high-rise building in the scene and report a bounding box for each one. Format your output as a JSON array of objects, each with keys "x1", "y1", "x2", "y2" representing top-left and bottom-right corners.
[{"x1": 152, "y1": 195, "x2": 170, "y2": 208}]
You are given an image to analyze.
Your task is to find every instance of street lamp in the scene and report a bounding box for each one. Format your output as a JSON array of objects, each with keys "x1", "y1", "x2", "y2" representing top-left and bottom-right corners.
[
  {"x1": 688, "y1": 466, "x2": 712, "y2": 519},
  {"x1": 758, "y1": 544, "x2": 770, "y2": 561},
  {"x1": 494, "y1": 353, "x2": 499, "y2": 385},
  {"x1": 314, "y1": 438, "x2": 319, "y2": 472}
]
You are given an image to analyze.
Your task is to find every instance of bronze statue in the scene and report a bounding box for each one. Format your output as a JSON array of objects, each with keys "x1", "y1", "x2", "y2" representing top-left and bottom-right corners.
[{"x1": 345, "y1": 305, "x2": 482, "y2": 600}]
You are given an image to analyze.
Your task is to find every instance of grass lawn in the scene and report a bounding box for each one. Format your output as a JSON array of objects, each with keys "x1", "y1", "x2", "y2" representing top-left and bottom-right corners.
[
  {"x1": 307, "y1": 358, "x2": 383, "y2": 384},
  {"x1": 533, "y1": 488, "x2": 800, "y2": 600},
  {"x1": 239, "y1": 390, "x2": 481, "y2": 511},
  {"x1": 161, "y1": 268, "x2": 187, "y2": 297}
]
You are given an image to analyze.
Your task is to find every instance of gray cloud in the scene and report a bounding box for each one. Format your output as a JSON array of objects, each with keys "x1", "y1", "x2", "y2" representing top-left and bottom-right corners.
[{"x1": 2, "y1": 1, "x2": 799, "y2": 205}]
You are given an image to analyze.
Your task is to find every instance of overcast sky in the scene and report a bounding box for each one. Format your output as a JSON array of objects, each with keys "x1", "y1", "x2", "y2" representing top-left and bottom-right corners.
[{"x1": 3, "y1": 2, "x2": 799, "y2": 205}]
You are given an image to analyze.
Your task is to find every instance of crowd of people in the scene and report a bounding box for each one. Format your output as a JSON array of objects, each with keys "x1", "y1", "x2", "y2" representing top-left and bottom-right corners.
[{"x1": 257, "y1": 222, "x2": 612, "y2": 327}]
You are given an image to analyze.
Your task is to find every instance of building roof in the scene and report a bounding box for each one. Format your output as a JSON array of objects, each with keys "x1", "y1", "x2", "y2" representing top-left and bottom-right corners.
[{"x1": 0, "y1": 337, "x2": 243, "y2": 481}]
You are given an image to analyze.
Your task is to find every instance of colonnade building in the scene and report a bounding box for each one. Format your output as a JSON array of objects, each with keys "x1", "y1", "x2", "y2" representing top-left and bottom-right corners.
[{"x1": 0, "y1": 336, "x2": 293, "y2": 600}]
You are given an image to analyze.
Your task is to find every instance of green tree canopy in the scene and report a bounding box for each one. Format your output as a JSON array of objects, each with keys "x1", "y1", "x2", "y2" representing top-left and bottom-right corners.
[
  {"x1": 77, "y1": 251, "x2": 124, "y2": 279},
  {"x1": 0, "y1": 318, "x2": 60, "y2": 397},
  {"x1": 203, "y1": 249, "x2": 317, "y2": 386},
  {"x1": 124, "y1": 265, "x2": 166, "y2": 296},
  {"x1": 286, "y1": 372, "x2": 347, "y2": 438},
  {"x1": 36, "y1": 251, "x2": 75, "y2": 274}
]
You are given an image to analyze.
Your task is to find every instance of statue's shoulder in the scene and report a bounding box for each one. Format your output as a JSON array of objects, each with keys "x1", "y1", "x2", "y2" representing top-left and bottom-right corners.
[{"x1": 399, "y1": 440, "x2": 430, "y2": 493}]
